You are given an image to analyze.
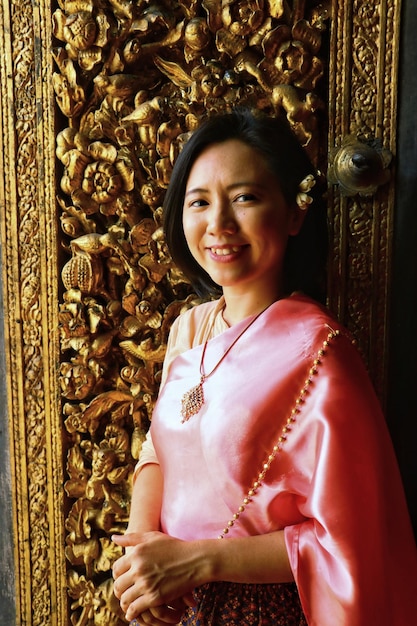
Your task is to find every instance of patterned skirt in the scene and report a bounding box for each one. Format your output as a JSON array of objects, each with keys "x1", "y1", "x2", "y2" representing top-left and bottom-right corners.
[{"x1": 180, "y1": 581, "x2": 307, "y2": 625}]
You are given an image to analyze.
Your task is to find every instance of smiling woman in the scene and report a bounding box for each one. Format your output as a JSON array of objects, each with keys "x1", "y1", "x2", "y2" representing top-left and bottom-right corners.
[
  {"x1": 163, "y1": 110, "x2": 328, "y2": 304},
  {"x1": 181, "y1": 139, "x2": 304, "y2": 321},
  {"x1": 111, "y1": 110, "x2": 417, "y2": 626}
]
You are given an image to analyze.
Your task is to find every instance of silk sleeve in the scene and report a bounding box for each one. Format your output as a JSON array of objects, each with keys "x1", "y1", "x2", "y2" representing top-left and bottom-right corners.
[
  {"x1": 284, "y1": 334, "x2": 417, "y2": 625},
  {"x1": 133, "y1": 317, "x2": 183, "y2": 478}
]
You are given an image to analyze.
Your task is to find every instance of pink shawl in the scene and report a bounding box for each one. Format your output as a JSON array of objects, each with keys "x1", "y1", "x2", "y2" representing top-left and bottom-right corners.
[{"x1": 151, "y1": 295, "x2": 417, "y2": 625}]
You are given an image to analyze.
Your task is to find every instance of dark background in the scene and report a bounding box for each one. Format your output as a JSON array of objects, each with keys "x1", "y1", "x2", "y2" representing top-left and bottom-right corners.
[{"x1": 387, "y1": 0, "x2": 417, "y2": 538}]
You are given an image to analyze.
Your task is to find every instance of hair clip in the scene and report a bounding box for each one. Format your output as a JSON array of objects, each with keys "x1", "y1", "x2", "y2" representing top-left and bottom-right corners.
[{"x1": 296, "y1": 174, "x2": 316, "y2": 210}]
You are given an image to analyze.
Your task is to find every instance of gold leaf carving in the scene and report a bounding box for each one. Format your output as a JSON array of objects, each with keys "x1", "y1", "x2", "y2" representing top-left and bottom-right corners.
[{"x1": 50, "y1": 0, "x2": 332, "y2": 621}]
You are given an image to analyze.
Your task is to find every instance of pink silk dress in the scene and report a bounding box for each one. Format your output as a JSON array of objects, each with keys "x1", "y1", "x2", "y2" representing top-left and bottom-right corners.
[{"x1": 145, "y1": 294, "x2": 417, "y2": 625}]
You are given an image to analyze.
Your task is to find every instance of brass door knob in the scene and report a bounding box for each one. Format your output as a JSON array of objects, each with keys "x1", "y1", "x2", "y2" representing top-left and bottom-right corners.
[{"x1": 327, "y1": 135, "x2": 392, "y2": 196}]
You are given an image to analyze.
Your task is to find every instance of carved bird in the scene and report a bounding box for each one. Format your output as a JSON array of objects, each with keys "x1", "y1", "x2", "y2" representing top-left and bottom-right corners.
[
  {"x1": 93, "y1": 73, "x2": 150, "y2": 99},
  {"x1": 119, "y1": 339, "x2": 167, "y2": 363},
  {"x1": 122, "y1": 96, "x2": 164, "y2": 124}
]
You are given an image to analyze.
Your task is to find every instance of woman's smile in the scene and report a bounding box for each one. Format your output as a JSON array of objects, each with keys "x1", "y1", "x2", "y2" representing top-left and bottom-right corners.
[
  {"x1": 208, "y1": 244, "x2": 249, "y2": 261},
  {"x1": 210, "y1": 245, "x2": 244, "y2": 256}
]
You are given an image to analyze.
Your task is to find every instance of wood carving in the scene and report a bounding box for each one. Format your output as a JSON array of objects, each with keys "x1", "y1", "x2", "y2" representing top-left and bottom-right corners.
[{"x1": 52, "y1": 1, "x2": 330, "y2": 622}]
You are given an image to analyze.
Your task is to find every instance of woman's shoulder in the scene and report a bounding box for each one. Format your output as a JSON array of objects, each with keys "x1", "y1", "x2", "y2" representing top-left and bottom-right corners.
[
  {"x1": 178, "y1": 297, "x2": 222, "y2": 321},
  {"x1": 275, "y1": 293, "x2": 358, "y2": 357},
  {"x1": 169, "y1": 296, "x2": 226, "y2": 347},
  {"x1": 171, "y1": 297, "x2": 221, "y2": 330},
  {"x1": 278, "y1": 293, "x2": 344, "y2": 332}
]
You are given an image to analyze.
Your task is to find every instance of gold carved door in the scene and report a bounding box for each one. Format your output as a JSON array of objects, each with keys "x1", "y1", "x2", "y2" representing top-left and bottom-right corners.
[{"x1": 0, "y1": 0, "x2": 402, "y2": 624}]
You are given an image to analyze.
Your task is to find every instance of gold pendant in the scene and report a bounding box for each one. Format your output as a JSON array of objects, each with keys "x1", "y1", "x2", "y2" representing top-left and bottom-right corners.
[{"x1": 181, "y1": 379, "x2": 204, "y2": 423}]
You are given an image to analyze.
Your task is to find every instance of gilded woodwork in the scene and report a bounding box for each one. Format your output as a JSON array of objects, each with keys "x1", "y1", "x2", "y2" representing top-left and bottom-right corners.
[{"x1": 0, "y1": 0, "x2": 402, "y2": 624}]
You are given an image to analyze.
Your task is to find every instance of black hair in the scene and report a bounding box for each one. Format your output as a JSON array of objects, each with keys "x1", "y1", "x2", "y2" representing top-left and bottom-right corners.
[{"x1": 163, "y1": 108, "x2": 328, "y2": 302}]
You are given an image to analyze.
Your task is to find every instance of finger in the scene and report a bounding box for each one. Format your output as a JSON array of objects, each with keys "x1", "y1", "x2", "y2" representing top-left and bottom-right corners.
[
  {"x1": 166, "y1": 598, "x2": 186, "y2": 611},
  {"x1": 128, "y1": 607, "x2": 182, "y2": 626},
  {"x1": 129, "y1": 616, "x2": 153, "y2": 626},
  {"x1": 126, "y1": 594, "x2": 192, "y2": 623},
  {"x1": 150, "y1": 605, "x2": 184, "y2": 623},
  {"x1": 112, "y1": 532, "x2": 142, "y2": 548},
  {"x1": 126, "y1": 598, "x2": 156, "y2": 624},
  {"x1": 114, "y1": 569, "x2": 145, "y2": 608},
  {"x1": 130, "y1": 611, "x2": 155, "y2": 625},
  {"x1": 113, "y1": 577, "x2": 130, "y2": 602},
  {"x1": 112, "y1": 560, "x2": 134, "y2": 597},
  {"x1": 126, "y1": 590, "x2": 192, "y2": 621},
  {"x1": 118, "y1": 581, "x2": 145, "y2": 614},
  {"x1": 112, "y1": 533, "x2": 130, "y2": 546},
  {"x1": 182, "y1": 593, "x2": 196, "y2": 608},
  {"x1": 112, "y1": 555, "x2": 129, "y2": 581}
]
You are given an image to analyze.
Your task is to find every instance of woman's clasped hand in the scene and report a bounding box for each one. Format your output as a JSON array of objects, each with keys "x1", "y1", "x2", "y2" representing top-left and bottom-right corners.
[{"x1": 112, "y1": 531, "x2": 197, "y2": 624}]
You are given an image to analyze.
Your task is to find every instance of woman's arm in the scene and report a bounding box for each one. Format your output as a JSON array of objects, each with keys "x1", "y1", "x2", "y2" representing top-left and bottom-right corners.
[
  {"x1": 203, "y1": 531, "x2": 293, "y2": 584},
  {"x1": 112, "y1": 529, "x2": 293, "y2": 622},
  {"x1": 125, "y1": 462, "x2": 163, "y2": 535},
  {"x1": 113, "y1": 464, "x2": 195, "y2": 624}
]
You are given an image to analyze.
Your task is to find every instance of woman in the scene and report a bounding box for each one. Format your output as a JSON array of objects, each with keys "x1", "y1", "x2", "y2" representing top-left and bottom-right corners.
[{"x1": 112, "y1": 110, "x2": 417, "y2": 625}]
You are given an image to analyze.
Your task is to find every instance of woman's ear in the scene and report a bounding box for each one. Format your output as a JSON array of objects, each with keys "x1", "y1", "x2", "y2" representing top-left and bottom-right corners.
[{"x1": 288, "y1": 206, "x2": 308, "y2": 236}]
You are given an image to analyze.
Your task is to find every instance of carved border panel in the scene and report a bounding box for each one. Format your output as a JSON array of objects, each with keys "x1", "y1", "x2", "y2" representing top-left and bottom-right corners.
[
  {"x1": 0, "y1": 0, "x2": 401, "y2": 624},
  {"x1": 327, "y1": 0, "x2": 401, "y2": 395},
  {"x1": 0, "y1": 0, "x2": 67, "y2": 623}
]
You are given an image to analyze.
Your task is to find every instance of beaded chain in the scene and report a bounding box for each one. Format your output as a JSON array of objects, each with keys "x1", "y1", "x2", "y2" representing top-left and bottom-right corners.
[{"x1": 218, "y1": 326, "x2": 342, "y2": 540}]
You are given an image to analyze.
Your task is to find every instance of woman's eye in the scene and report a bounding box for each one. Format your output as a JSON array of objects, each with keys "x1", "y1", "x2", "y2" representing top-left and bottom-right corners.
[
  {"x1": 235, "y1": 193, "x2": 256, "y2": 202},
  {"x1": 189, "y1": 198, "x2": 208, "y2": 208}
]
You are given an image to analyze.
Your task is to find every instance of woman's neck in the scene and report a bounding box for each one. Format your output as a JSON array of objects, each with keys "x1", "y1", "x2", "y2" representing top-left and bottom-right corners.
[{"x1": 221, "y1": 288, "x2": 286, "y2": 326}]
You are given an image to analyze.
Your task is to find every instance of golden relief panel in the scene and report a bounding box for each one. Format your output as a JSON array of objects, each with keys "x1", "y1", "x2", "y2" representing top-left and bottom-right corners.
[{"x1": 0, "y1": 0, "x2": 401, "y2": 624}]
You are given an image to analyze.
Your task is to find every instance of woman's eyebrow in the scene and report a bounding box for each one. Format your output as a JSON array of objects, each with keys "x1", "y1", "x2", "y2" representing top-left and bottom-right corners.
[
  {"x1": 184, "y1": 186, "x2": 208, "y2": 197},
  {"x1": 185, "y1": 181, "x2": 263, "y2": 197}
]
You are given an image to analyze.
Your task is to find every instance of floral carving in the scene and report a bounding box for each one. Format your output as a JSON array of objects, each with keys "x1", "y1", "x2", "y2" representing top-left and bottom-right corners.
[
  {"x1": 52, "y1": 0, "x2": 330, "y2": 622},
  {"x1": 57, "y1": 131, "x2": 135, "y2": 217},
  {"x1": 53, "y1": 6, "x2": 114, "y2": 70},
  {"x1": 261, "y1": 19, "x2": 324, "y2": 90}
]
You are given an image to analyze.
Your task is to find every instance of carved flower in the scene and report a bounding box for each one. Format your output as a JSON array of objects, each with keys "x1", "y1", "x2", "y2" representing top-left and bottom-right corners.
[
  {"x1": 83, "y1": 161, "x2": 123, "y2": 204},
  {"x1": 57, "y1": 130, "x2": 135, "y2": 216},
  {"x1": 88, "y1": 95, "x2": 135, "y2": 147},
  {"x1": 60, "y1": 362, "x2": 97, "y2": 400},
  {"x1": 52, "y1": 8, "x2": 113, "y2": 71},
  {"x1": 262, "y1": 20, "x2": 324, "y2": 90},
  {"x1": 96, "y1": 537, "x2": 123, "y2": 573},
  {"x1": 215, "y1": 0, "x2": 267, "y2": 56},
  {"x1": 223, "y1": 0, "x2": 265, "y2": 37},
  {"x1": 67, "y1": 566, "x2": 122, "y2": 624},
  {"x1": 64, "y1": 403, "x2": 90, "y2": 435},
  {"x1": 64, "y1": 11, "x2": 97, "y2": 50},
  {"x1": 140, "y1": 181, "x2": 164, "y2": 212},
  {"x1": 189, "y1": 61, "x2": 228, "y2": 101}
]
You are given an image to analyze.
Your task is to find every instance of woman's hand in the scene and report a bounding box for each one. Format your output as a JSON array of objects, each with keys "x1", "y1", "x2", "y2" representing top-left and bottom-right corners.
[
  {"x1": 112, "y1": 531, "x2": 197, "y2": 623},
  {"x1": 125, "y1": 598, "x2": 191, "y2": 626},
  {"x1": 112, "y1": 528, "x2": 293, "y2": 622}
]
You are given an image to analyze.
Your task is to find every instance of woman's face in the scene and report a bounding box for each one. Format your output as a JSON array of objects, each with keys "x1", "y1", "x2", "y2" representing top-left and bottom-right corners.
[{"x1": 182, "y1": 139, "x2": 304, "y2": 299}]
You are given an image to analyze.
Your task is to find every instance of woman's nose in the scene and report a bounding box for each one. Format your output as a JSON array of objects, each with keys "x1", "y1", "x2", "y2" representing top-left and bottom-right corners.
[{"x1": 206, "y1": 201, "x2": 238, "y2": 235}]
